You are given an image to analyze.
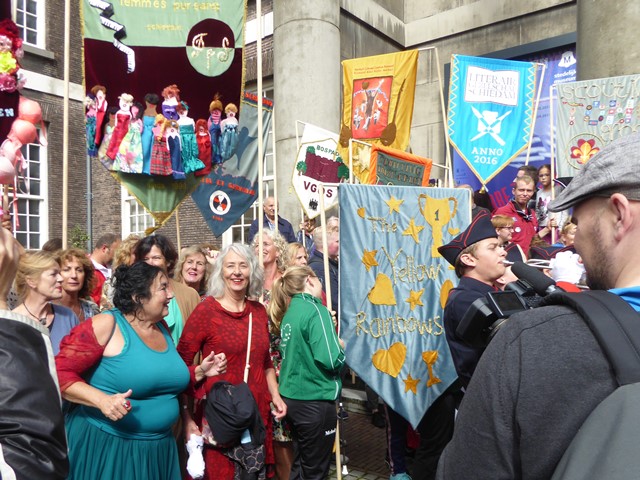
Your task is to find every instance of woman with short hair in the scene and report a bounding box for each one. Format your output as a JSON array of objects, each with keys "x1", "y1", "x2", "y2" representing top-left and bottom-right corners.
[{"x1": 56, "y1": 262, "x2": 226, "y2": 479}]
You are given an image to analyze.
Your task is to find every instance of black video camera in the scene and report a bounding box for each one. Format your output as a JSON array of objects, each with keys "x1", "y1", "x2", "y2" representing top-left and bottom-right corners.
[{"x1": 456, "y1": 281, "x2": 534, "y2": 348}]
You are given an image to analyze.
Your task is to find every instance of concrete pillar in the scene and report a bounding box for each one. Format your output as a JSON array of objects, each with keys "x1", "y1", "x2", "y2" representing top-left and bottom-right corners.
[
  {"x1": 273, "y1": 0, "x2": 341, "y2": 223},
  {"x1": 577, "y1": 0, "x2": 640, "y2": 80}
]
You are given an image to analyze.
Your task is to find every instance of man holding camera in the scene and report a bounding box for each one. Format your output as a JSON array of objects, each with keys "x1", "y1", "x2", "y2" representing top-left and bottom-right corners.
[
  {"x1": 438, "y1": 210, "x2": 507, "y2": 388},
  {"x1": 437, "y1": 133, "x2": 640, "y2": 479}
]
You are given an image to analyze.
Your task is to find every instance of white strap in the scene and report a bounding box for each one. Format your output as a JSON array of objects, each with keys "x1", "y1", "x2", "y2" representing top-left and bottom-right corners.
[{"x1": 244, "y1": 312, "x2": 252, "y2": 383}]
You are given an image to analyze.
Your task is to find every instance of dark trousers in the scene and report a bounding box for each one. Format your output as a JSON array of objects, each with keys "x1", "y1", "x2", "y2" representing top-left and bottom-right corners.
[
  {"x1": 284, "y1": 397, "x2": 337, "y2": 480},
  {"x1": 412, "y1": 391, "x2": 458, "y2": 480},
  {"x1": 384, "y1": 390, "x2": 457, "y2": 480}
]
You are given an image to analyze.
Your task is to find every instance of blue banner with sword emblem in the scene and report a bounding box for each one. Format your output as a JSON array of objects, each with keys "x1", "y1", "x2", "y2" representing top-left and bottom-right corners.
[{"x1": 447, "y1": 55, "x2": 539, "y2": 186}]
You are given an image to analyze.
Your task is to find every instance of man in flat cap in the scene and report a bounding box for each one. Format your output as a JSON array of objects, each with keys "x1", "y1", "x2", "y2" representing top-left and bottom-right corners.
[
  {"x1": 438, "y1": 210, "x2": 507, "y2": 388},
  {"x1": 437, "y1": 133, "x2": 640, "y2": 479}
]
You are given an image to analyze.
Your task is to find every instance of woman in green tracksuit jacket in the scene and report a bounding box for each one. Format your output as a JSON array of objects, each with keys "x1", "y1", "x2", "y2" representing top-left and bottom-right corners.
[{"x1": 269, "y1": 266, "x2": 345, "y2": 480}]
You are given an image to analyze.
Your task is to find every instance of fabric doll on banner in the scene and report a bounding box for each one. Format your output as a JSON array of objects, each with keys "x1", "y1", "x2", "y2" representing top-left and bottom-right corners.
[
  {"x1": 115, "y1": 101, "x2": 144, "y2": 174},
  {"x1": 161, "y1": 84, "x2": 180, "y2": 121},
  {"x1": 166, "y1": 120, "x2": 185, "y2": 180},
  {"x1": 97, "y1": 106, "x2": 118, "y2": 170},
  {"x1": 106, "y1": 93, "x2": 133, "y2": 161},
  {"x1": 85, "y1": 94, "x2": 98, "y2": 157},
  {"x1": 219, "y1": 102, "x2": 239, "y2": 161},
  {"x1": 91, "y1": 84, "x2": 107, "y2": 146},
  {"x1": 207, "y1": 94, "x2": 223, "y2": 165},
  {"x1": 195, "y1": 118, "x2": 212, "y2": 177},
  {"x1": 176, "y1": 101, "x2": 205, "y2": 174},
  {"x1": 150, "y1": 114, "x2": 173, "y2": 176},
  {"x1": 141, "y1": 93, "x2": 160, "y2": 175}
]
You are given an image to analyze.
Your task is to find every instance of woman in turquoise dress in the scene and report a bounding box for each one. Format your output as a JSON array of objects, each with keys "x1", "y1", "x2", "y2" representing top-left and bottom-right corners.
[{"x1": 56, "y1": 262, "x2": 227, "y2": 480}]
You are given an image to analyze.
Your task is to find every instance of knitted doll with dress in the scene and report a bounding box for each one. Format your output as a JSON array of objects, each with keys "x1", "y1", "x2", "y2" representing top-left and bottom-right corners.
[
  {"x1": 115, "y1": 101, "x2": 144, "y2": 173},
  {"x1": 219, "y1": 102, "x2": 239, "y2": 161},
  {"x1": 149, "y1": 115, "x2": 172, "y2": 176},
  {"x1": 195, "y1": 118, "x2": 212, "y2": 177},
  {"x1": 141, "y1": 93, "x2": 160, "y2": 175},
  {"x1": 106, "y1": 93, "x2": 133, "y2": 161},
  {"x1": 98, "y1": 106, "x2": 118, "y2": 170},
  {"x1": 91, "y1": 84, "x2": 107, "y2": 146},
  {"x1": 207, "y1": 94, "x2": 223, "y2": 165},
  {"x1": 176, "y1": 102, "x2": 205, "y2": 174},
  {"x1": 161, "y1": 84, "x2": 180, "y2": 121},
  {"x1": 85, "y1": 94, "x2": 98, "y2": 157},
  {"x1": 166, "y1": 120, "x2": 185, "y2": 180}
]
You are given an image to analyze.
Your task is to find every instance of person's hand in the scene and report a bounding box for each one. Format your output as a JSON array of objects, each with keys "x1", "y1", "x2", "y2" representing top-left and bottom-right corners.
[
  {"x1": 197, "y1": 351, "x2": 227, "y2": 379},
  {"x1": 98, "y1": 389, "x2": 133, "y2": 421},
  {"x1": 271, "y1": 395, "x2": 287, "y2": 421},
  {"x1": 183, "y1": 415, "x2": 202, "y2": 438},
  {"x1": 339, "y1": 338, "x2": 345, "y2": 349},
  {"x1": 330, "y1": 310, "x2": 338, "y2": 328},
  {"x1": 0, "y1": 227, "x2": 21, "y2": 310}
]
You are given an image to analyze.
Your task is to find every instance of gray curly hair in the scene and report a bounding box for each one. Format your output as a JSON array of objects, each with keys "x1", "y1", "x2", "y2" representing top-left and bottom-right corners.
[{"x1": 207, "y1": 243, "x2": 264, "y2": 299}]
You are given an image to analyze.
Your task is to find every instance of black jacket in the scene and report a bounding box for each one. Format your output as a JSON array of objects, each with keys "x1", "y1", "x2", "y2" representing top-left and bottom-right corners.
[{"x1": 0, "y1": 311, "x2": 69, "y2": 479}]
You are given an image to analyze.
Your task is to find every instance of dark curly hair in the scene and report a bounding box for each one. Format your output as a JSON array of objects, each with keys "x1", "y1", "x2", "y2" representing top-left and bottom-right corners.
[
  {"x1": 112, "y1": 263, "x2": 165, "y2": 315},
  {"x1": 133, "y1": 234, "x2": 179, "y2": 276}
]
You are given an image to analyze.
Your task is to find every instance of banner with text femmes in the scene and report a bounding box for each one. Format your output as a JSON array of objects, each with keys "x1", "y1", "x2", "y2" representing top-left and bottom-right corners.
[
  {"x1": 368, "y1": 145, "x2": 432, "y2": 186},
  {"x1": 82, "y1": 0, "x2": 245, "y2": 121},
  {"x1": 340, "y1": 184, "x2": 470, "y2": 428},
  {"x1": 191, "y1": 92, "x2": 273, "y2": 237},
  {"x1": 448, "y1": 55, "x2": 539, "y2": 186},
  {"x1": 338, "y1": 51, "x2": 418, "y2": 184},
  {"x1": 555, "y1": 74, "x2": 640, "y2": 177}
]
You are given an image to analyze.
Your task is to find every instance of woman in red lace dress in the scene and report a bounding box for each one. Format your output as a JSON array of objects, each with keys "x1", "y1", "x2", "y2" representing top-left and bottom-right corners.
[{"x1": 177, "y1": 244, "x2": 287, "y2": 480}]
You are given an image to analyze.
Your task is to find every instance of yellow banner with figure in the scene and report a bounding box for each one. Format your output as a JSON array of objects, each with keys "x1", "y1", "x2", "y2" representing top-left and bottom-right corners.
[{"x1": 338, "y1": 51, "x2": 419, "y2": 184}]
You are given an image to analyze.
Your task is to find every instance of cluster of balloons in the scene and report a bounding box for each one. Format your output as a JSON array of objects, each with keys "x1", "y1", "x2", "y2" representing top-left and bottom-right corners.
[{"x1": 0, "y1": 18, "x2": 45, "y2": 185}]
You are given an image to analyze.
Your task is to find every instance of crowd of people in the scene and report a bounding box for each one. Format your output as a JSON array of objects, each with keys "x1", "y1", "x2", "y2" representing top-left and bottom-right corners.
[
  {"x1": 2, "y1": 133, "x2": 639, "y2": 480},
  {"x1": 0, "y1": 194, "x2": 346, "y2": 480}
]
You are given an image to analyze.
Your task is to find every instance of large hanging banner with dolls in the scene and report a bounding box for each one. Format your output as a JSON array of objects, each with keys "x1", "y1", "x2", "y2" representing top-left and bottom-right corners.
[
  {"x1": 82, "y1": 0, "x2": 246, "y2": 226},
  {"x1": 338, "y1": 51, "x2": 418, "y2": 185},
  {"x1": 82, "y1": 0, "x2": 245, "y2": 121},
  {"x1": 555, "y1": 74, "x2": 640, "y2": 177},
  {"x1": 191, "y1": 92, "x2": 273, "y2": 237},
  {"x1": 339, "y1": 184, "x2": 470, "y2": 427},
  {"x1": 448, "y1": 55, "x2": 539, "y2": 187}
]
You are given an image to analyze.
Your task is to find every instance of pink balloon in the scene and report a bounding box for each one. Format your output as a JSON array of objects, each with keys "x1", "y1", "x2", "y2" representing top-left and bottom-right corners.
[
  {"x1": 18, "y1": 96, "x2": 43, "y2": 125},
  {"x1": 8, "y1": 119, "x2": 37, "y2": 145}
]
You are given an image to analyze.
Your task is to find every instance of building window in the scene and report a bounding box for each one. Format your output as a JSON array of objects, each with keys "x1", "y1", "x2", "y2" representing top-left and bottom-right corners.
[
  {"x1": 14, "y1": 0, "x2": 46, "y2": 48},
  {"x1": 14, "y1": 138, "x2": 48, "y2": 249},
  {"x1": 121, "y1": 187, "x2": 155, "y2": 236}
]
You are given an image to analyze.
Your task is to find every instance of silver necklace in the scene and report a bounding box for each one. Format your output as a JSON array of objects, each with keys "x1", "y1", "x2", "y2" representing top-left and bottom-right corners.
[{"x1": 24, "y1": 302, "x2": 50, "y2": 325}]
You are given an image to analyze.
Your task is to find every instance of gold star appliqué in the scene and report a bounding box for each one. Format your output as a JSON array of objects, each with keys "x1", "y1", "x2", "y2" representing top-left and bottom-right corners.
[
  {"x1": 405, "y1": 289, "x2": 424, "y2": 310},
  {"x1": 385, "y1": 196, "x2": 404, "y2": 214},
  {"x1": 361, "y1": 249, "x2": 379, "y2": 272},
  {"x1": 403, "y1": 374, "x2": 420, "y2": 394},
  {"x1": 403, "y1": 218, "x2": 424, "y2": 244}
]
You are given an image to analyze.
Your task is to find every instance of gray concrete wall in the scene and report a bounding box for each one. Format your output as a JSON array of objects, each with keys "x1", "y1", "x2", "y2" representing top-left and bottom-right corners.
[
  {"x1": 273, "y1": 0, "x2": 341, "y2": 223},
  {"x1": 577, "y1": 0, "x2": 640, "y2": 80}
]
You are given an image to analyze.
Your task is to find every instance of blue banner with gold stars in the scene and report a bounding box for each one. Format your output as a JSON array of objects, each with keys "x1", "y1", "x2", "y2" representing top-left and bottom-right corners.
[{"x1": 339, "y1": 184, "x2": 469, "y2": 427}]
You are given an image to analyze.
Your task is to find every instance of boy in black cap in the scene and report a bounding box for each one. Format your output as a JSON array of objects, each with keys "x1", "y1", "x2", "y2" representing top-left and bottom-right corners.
[{"x1": 437, "y1": 210, "x2": 507, "y2": 387}]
